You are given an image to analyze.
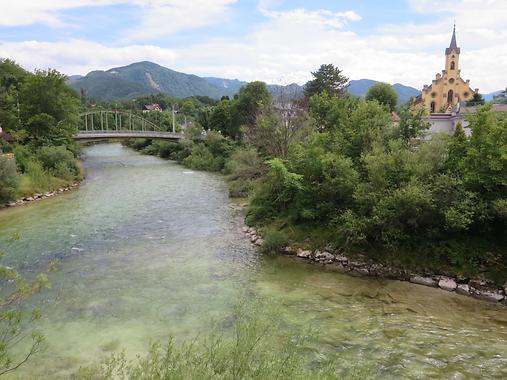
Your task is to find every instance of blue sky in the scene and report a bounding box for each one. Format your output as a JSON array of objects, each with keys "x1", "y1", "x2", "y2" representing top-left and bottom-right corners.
[{"x1": 0, "y1": 0, "x2": 505, "y2": 92}]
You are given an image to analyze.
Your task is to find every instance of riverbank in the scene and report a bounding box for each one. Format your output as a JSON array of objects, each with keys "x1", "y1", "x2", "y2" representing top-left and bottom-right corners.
[
  {"x1": 3, "y1": 181, "x2": 81, "y2": 208},
  {"x1": 243, "y1": 225, "x2": 507, "y2": 306}
]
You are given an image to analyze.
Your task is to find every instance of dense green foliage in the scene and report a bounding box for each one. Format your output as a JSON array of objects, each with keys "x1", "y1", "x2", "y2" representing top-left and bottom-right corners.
[
  {"x1": 0, "y1": 59, "x2": 82, "y2": 204},
  {"x1": 365, "y1": 82, "x2": 398, "y2": 112}
]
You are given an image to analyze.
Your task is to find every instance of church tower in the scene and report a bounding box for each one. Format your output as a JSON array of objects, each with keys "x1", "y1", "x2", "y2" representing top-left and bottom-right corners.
[{"x1": 419, "y1": 25, "x2": 477, "y2": 113}]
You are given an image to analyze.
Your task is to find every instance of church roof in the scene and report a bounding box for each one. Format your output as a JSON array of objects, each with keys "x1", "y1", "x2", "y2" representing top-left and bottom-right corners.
[{"x1": 446, "y1": 25, "x2": 461, "y2": 55}]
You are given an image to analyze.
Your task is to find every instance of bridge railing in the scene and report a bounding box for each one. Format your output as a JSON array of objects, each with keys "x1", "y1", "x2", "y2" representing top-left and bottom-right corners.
[{"x1": 78, "y1": 110, "x2": 164, "y2": 133}]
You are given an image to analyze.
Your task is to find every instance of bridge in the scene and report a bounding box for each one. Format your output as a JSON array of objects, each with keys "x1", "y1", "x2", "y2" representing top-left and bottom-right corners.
[{"x1": 76, "y1": 110, "x2": 184, "y2": 141}]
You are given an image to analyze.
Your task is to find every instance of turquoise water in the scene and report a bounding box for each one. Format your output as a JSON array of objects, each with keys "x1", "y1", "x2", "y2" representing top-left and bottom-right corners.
[{"x1": 0, "y1": 143, "x2": 505, "y2": 379}]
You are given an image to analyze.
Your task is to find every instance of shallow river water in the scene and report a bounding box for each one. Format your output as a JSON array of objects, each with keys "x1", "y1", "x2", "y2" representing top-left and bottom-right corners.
[{"x1": 0, "y1": 143, "x2": 506, "y2": 379}]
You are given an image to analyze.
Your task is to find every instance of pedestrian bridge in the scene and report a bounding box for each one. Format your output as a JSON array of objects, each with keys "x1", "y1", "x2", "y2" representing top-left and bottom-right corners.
[{"x1": 76, "y1": 110, "x2": 184, "y2": 141}]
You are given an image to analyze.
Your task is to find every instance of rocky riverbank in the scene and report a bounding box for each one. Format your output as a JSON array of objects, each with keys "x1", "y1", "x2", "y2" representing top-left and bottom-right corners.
[
  {"x1": 243, "y1": 226, "x2": 507, "y2": 306},
  {"x1": 3, "y1": 182, "x2": 81, "y2": 208}
]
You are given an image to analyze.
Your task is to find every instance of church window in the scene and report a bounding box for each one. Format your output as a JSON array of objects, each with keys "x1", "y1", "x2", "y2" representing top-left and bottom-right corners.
[
  {"x1": 450, "y1": 61, "x2": 455, "y2": 70},
  {"x1": 447, "y1": 90, "x2": 454, "y2": 103},
  {"x1": 430, "y1": 101, "x2": 436, "y2": 113},
  {"x1": 464, "y1": 91, "x2": 470, "y2": 98},
  {"x1": 449, "y1": 78, "x2": 455, "y2": 84},
  {"x1": 431, "y1": 92, "x2": 437, "y2": 98}
]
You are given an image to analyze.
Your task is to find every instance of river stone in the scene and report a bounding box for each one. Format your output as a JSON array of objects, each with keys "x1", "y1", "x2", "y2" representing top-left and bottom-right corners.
[
  {"x1": 335, "y1": 254, "x2": 348, "y2": 264},
  {"x1": 410, "y1": 275, "x2": 438, "y2": 287},
  {"x1": 296, "y1": 249, "x2": 312, "y2": 259},
  {"x1": 472, "y1": 289, "x2": 505, "y2": 302},
  {"x1": 456, "y1": 284, "x2": 471, "y2": 296},
  {"x1": 254, "y1": 238, "x2": 263, "y2": 246},
  {"x1": 438, "y1": 277, "x2": 457, "y2": 291}
]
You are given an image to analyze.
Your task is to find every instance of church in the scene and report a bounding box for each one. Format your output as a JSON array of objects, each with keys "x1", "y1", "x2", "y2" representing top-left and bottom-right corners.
[{"x1": 416, "y1": 26, "x2": 478, "y2": 114}]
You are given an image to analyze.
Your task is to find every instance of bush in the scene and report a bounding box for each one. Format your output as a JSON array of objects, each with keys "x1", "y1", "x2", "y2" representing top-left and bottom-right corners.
[
  {"x1": 23, "y1": 159, "x2": 59, "y2": 193},
  {"x1": 74, "y1": 300, "x2": 371, "y2": 380},
  {"x1": 182, "y1": 144, "x2": 222, "y2": 171},
  {"x1": 36, "y1": 146, "x2": 78, "y2": 179},
  {"x1": 13, "y1": 144, "x2": 32, "y2": 173},
  {"x1": 260, "y1": 230, "x2": 289, "y2": 255},
  {"x1": 0, "y1": 157, "x2": 20, "y2": 204}
]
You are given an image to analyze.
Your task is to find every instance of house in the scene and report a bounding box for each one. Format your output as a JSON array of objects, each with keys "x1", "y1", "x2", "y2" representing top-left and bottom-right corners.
[{"x1": 142, "y1": 103, "x2": 163, "y2": 113}]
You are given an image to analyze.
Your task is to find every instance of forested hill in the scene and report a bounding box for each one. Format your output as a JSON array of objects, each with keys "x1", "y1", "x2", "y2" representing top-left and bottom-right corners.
[{"x1": 68, "y1": 61, "x2": 420, "y2": 102}]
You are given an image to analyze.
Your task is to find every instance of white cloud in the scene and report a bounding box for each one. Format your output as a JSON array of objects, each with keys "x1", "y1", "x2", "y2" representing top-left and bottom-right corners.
[
  {"x1": 124, "y1": 0, "x2": 238, "y2": 41},
  {"x1": 0, "y1": 1, "x2": 505, "y2": 92},
  {"x1": 0, "y1": 0, "x2": 238, "y2": 39},
  {"x1": 0, "y1": 1, "x2": 123, "y2": 27},
  {"x1": 0, "y1": 39, "x2": 177, "y2": 74}
]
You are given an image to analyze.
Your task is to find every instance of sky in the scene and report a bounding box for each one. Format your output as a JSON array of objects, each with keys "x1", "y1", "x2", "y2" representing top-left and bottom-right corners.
[{"x1": 0, "y1": 0, "x2": 505, "y2": 92}]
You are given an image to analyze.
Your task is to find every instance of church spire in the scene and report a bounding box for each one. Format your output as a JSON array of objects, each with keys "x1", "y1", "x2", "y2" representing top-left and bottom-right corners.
[{"x1": 446, "y1": 24, "x2": 460, "y2": 55}]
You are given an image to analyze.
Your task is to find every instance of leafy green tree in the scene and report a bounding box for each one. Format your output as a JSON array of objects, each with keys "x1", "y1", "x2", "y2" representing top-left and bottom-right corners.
[
  {"x1": 245, "y1": 104, "x2": 310, "y2": 158},
  {"x1": 365, "y1": 82, "x2": 398, "y2": 112},
  {"x1": 463, "y1": 105, "x2": 507, "y2": 196},
  {"x1": 235, "y1": 81, "x2": 272, "y2": 129},
  {"x1": 396, "y1": 104, "x2": 430, "y2": 143},
  {"x1": 0, "y1": 59, "x2": 27, "y2": 133},
  {"x1": 19, "y1": 69, "x2": 80, "y2": 147},
  {"x1": 208, "y1": 100, "x2": 237, "y2": 138},
  {"x1": 304, "y1": 64, "x2": 349, "y2": 99}
]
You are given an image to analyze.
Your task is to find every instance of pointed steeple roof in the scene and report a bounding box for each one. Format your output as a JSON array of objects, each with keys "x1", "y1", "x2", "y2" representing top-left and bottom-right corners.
[{"x1": 446, "y1": 24, "x2": 460, "y2": 54}]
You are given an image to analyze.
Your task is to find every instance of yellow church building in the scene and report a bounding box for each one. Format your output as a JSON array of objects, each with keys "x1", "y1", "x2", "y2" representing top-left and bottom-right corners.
[{"x1": 418, "y1": 26, "x2": 478, "y2": 113}]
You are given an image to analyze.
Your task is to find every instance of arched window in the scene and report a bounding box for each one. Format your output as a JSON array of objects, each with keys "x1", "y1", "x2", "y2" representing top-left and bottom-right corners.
[
  {"x1": 450, "y1": 61, "x2": 455, "y2": 70},
  {"x1": 447, "y1": 90, "x2": 454, "y2": 104},
  {"x1": 430, "y1": 101, "x2": 436, "y2": 113}
]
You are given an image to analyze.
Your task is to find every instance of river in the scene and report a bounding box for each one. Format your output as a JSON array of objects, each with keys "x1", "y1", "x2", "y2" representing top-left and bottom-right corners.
[{"x1": 0, "y1": 143, "x2": 506, "y2": 379}]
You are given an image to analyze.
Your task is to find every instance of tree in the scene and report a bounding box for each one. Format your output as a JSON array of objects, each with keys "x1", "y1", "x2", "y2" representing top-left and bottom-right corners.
[
  {"x1": 304, "y1": 64, "x2": 349, "y2": 99},
  {"x1": 208, "y1": 100, "x2": 237, "y2": 138},
  {"x1": 0, "y1": 59, "x2": 27, "y2": 133},
  {"x1": 244, "y1": 88, "x2": 310, "y2": 158},
  {"x1": 235, "y1": 81, "x2": 272, "y2": 129},
  {"x1": 365, "y1": 83, "x2": 398, "y2": 112},
  {"x1": 492, "y1": 88, "x2": 507, "y2": 104},
  {"x1": 19, "y1": 69, "x2": 80, "y2": 147},
  {"x1": 466, "y1": 92, "x2": 485, "y2": 106},
  {"x1": 396, "y1": 104, "x2": 430, "y2": 143}
]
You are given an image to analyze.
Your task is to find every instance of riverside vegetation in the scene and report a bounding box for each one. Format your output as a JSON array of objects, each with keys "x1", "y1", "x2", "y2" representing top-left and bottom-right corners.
[
  {"x1": 125, "y1": 64, "x2": 507, "y2": 290},
  {"x1": 0, "y1": 59, "x2": 83, "y2": 205},
  {"x1": 1, "y1": 60, "x2": 506, "y2": 378}
]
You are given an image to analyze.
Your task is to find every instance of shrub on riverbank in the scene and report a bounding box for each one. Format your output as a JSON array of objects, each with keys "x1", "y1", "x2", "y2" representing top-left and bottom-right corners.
[
  {"x1": 75, "y1": 300, "x2": 372, "y2": 380},
  {"x1": 0, "y1": 157, "x2": 20, "y2": 204}
]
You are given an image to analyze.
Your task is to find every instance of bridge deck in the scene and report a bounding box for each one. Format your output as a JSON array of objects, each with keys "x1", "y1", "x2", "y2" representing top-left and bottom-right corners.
[{"x1": 75, "y1": 131, "x2": 184, "y2": 141}]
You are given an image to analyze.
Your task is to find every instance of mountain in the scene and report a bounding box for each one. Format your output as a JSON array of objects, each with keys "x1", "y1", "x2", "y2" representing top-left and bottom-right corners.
[
  {"x1": 347, "y1": 79, "x2": 420, "y2": 104},
  {"x1": 484, "y1": 90, "x2": 502, "y2": 102},
  {"x1": 69, "y1": 61, "x2": 227, "y2": 101},
  {"x1": 68, "y1": 61, "x2": 420, "y2": 103}
]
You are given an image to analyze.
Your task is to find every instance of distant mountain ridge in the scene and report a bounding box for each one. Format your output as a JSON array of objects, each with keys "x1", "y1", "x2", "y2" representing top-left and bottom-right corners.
[{"x1": 68, "y1": 61, "x2": 421, "y2": 103}]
